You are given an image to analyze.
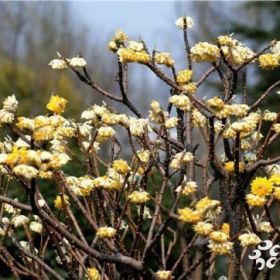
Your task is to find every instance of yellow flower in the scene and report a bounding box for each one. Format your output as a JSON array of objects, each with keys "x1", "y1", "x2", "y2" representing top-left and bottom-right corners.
[
  {"x1": 269, "y1": 175, "x2": 280, "y2": 186},
  {"x1": 207, "y1": 96, "x2": 224, "y2": 111},
  {"x1": 209, "y1": 231, "x2": 229, "y2": 243},
  {"x1": 239, "y1": 233, "x2": 261, "y2": 247},
  {"x1": 208, "y1": 240, "x2": 233, "y2": 255},
  {"x1": 246, "y1": 193, "x2": 266, "y2": 207},
  {"x1": 193, "y1": 221, "x2": 213, "y2": 236},
  {"x1": 96, "y1": 227, "x2": 116, "y2": 238},
  {"x1": 182, "y1": 82, "x2": 197, "y2": 95},
  {"x1": 251, "y1": 177, "x2": 273, "y2": 197},
  {"x1": 224, "y1": 161, "x2": 245, "y2": 173},
  {"x1": 86, "y1": 267, "x2": 101, "y2": 280},
  {"x1": 177, "y1": 207, "x2": 202, "y2": 223},
  {"x1": 128, "y1": 190, "x2": 150, "y2": 204},
  {"x1": 176, "y1": 69, "x2": 192, "y2": 85},
  {"x1": 155, "y1": 270, "x2": 172, "y2": 280},
  {"x1": 195, "y1": 197, "x2": 220, "y2": 213},
  {"x1": 112, "y1": 159, "x2": 131, "y2": 175},
  {"x1": 273, "y1": 187, "x2": 280, "y2": 200},
  {"x1": 221, "y1": 223, "x2": 230, "y2": 236},
  {"x1": 259, "y1": 53, "x2": 279, "y2": 70},
  {"x1": 54, "y1": 194, "x2": 70, "y2": 209},
  {"x1": 191, "y1": 42, "x2": 220, "y2": 63},
  {"x1": 46, "y1": 95, "x2": 68, "y2": 115},
  {"x1": 117, "y1": 48, "x2": 151, "y2": 64},
  {"x1": 217, "y1": 35, "x2": 236, "y2": 47},
  {"x1": 115, "y1": 29, "x2": 128, "y2": 42},
  {"x1": 155, "y1": 52, "x2": 174, "y2": 68}
]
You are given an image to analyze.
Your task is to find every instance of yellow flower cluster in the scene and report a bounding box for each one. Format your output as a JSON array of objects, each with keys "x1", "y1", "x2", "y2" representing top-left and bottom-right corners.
[
  {"x1": 155, "y1": 52, "x2": 174, "y2": 68},
  {"x1": 193, "y1": 221, "x2": 213, "y2": 236},
  {"x1": 182, "y1": 82, "x2": 197, "y2": 95},
  {"x1": 178, "y1": 197, "x2": 220, "y2": 223},
  {"x1": 117, "y1": 47, "x2": 151, "y2": 64},
  {"x1": 96, "y1": 227, "x2": 116, "y2": 238},
  {"x1": 170, "y1": 151, "x2": 194, "y2": 169},
  {"x1": 208, "y1": 240, "x2": 233, "y2": 255},
  {"x1": 190, "y1": 42, "x2": 220, "y2": 63},
  {"x1": 112, "y1": 159, "x2": 131, "y2": 175},
  {"x1": 1, "y1": 146, "x2": 70, "y2": 180},
  {"x1": 238, "y1": 233, "x2": 261, "y2": 247},
  {"x1": 128, "y1": 190, "x2": 150, "y2": 204},
  {"x1": 107, "y1": 29, "x2": 128, "y2": 52},
  {"x1": 218, "y1": 36, "x2": 255, "y2": 65},
  {"x1": 224, "y1": 161, "x2": 245, "y2": 173},
  {"x1": 176, "y1": 69, "x2": 192, "y2": 85},
  {"x1": 169, "y1": 95, "x2": 191, "y2": 111},
  {"x1": 259, "y1": 53, "x2": 280, "y2": 70},
  {"x1": 155, "y1": 270, "x2": 172, "y2": 280},
  {"x1": 180, "y1": 181, "x2": 197, "y2": 196},
  {"x1": 246, "y1": 176, "x2": 280, "y2": 207},
  {"x1": 46, "y1": 95, "x2": 68, "y2": 115},
  {"x1": 54, "y1": 194, "x2": 70, "y2": 209},
  {"x1": 192, "y1": 109, "x2": 206, "y2": 127},
  {"x1": 92, "y1": 168, "x2": 124, "y2": 191},
  {"x1": 86, "y1": 267, "x2": 101, "y2": 280},
  {"x1": 178, "y1": 207, "x2": 202, "y2": 223},
  {"x1": 207, "y1": 96, "x2": 224, "y2": 112}
]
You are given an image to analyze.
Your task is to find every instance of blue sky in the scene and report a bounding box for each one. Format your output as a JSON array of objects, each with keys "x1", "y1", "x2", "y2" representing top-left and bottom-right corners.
[{"x1": 71, "y1": 1, "x2": 183, "y2": 49}]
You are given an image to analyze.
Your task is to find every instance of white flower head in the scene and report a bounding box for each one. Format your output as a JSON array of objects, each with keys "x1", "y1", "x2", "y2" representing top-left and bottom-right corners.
[
  {"x1": 128, "y1": 41, "x2": 144, "y2": 52},
  {"x1": 30, "y1": 221, "x2": 43, "y2": 233},
  {"x1": 3, "y1": 95, "x2": 18, "y2": 113},
  {"x1": 69, "y1": 57, "x2": 87, "y2": 68},
  {"x1": 0, "y1": 109, "x2": 14, "y2": 124},
  {"x1": 175, "y1": 16, "x2": 194, "y2": 29},
  {"x1": 12, "y1": 215, "x2": 29, "y2": 228},
  {"x1": 13, "y1": 164, "x2": 38, "y2": 180},
  {"x1": 48, "y1": 59, "x2": 68, "y2": 70}
]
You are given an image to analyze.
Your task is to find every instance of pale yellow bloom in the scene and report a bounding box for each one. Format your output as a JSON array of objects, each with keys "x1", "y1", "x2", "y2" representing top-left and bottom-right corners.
[
  {"x1": 128, "y1": 190, "x2": 150, "y2": 204},
  {"x1": 48, "y1": 59, "x2": 68, "y2": 70},
  {"x1": 169, "y1": 95, "x2": 191, "y2": 111},
  {"x1": 208, "y1": 240, "x2": 233, "y2": 255},
  {"x1": 191, "y1": 42, "x2": 220, "y2": 63},
  {"x1": 177, "y1": 207, "x2": 202, "y2": 223},
  {"x1": 239, "y1": 233, "x2": 261, "y2": 247},
  {"x1": 155, "y1": 52, "x2": 174, "y2": 67},
  {"x1": 155, "y1": 270, "x2": 172, "y2": 280},
  {"x1": 96, "y1": 227, "x2": 116, "y2": 238},
  {"x1": 176, "y1": 69, "x2": 192, "y2": 85},
  {"x1": 209, "y1": 231, "x2": 229, "y2": 243},
  {"x1": 30, "y1": 221, "x2": 43, "y2": 234},
  {"x1": 12, "y1": 215, "x2": 29, "y2": 228},
  {"x1": 3, "y1": 95, "x2": 18, "y2": 113},
  {"x1": 112, "y1": 159, "x2": 131, "y2": 175},
  {"x1": 246, "y1": 194, "x2": 266, "y2": 207},
  {"x1": 193, "y1": 221, "x2": 213, "y2": 236}
]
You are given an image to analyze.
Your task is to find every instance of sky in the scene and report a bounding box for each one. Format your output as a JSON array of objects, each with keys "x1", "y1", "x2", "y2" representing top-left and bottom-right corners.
[{"x1": 71, "y1": 1, "x2": 187, "y2": 53}]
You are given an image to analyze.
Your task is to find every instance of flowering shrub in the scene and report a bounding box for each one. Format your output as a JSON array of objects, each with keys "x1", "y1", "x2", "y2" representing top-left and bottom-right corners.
[{"x1": 1, "y1": 16, "x2": 280, "y2": 280}]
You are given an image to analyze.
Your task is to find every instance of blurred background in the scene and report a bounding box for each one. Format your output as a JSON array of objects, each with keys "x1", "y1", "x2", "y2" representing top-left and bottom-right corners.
[{"x1": 1, "y1": 1, "x2": 280, "y2": 279}]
